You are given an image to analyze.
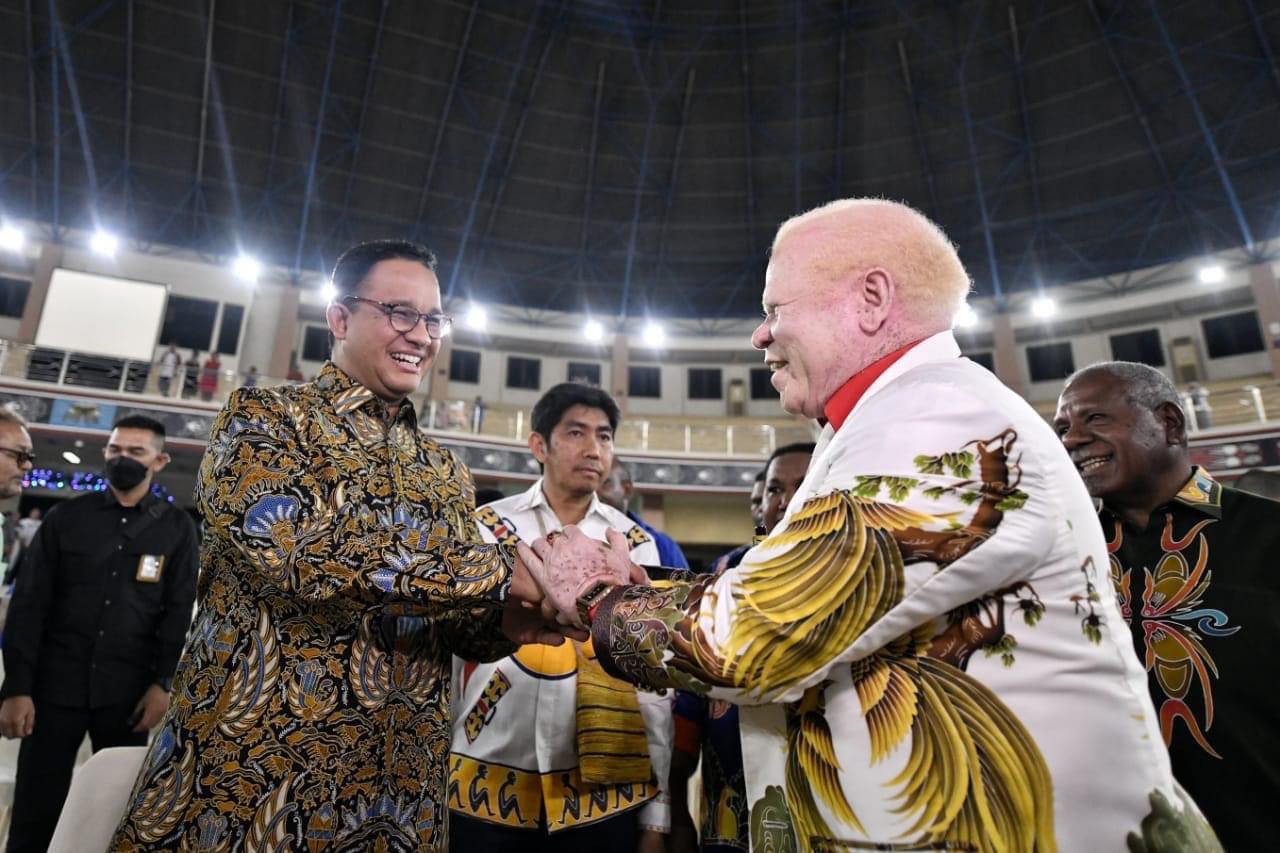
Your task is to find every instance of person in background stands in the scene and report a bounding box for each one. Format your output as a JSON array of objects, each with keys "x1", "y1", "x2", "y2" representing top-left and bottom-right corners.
[
  {"x1": 708, "y1": 470, "x2": 766, "y2": 575},
  {"x1": 0, "y1": 410, "x2": 33, "y2": 582},
  {"x1": 598, "y1": 458, "x2": 690, "y2": 569},
  {"x1": 1, "y1": 415, "x2": 198, "y2": 853},
  {"x1": 155, "y1": 344, "x2": 180, "y2": 398},
  {"x1": 472, "y1": 395, "x2": 486, "y2": 433},
  {"x1": 242, "y1": 365, "x2": 259, "y2": 388},
  {"x1": 198, "y1": 352, "x2": 222, "y2": 401},
  {"x1": 668, "y1": 442, "x2": 814, "y2": 853},
  {"x1": 452, "y1": 383, "x2": 670, "y2": 853},
  {"x1": 1055, "y1": 360, "x2": 1279, "y2": 850}
]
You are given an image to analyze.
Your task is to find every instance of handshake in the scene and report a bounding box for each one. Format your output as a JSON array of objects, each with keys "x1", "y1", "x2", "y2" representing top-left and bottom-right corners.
[{"x1": 501, "y1": 527, "x2": 649, "y2": 646}]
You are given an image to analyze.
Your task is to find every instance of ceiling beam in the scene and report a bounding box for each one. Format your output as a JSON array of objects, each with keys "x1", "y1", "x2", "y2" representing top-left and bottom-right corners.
[
  {"x1": 293, "y1": 0, "x2": 344, "y2": 273},
  {"x1": 260, "y1": 0, "x2": 295, "y2": 216},
  {"x1": 1149, "y1": 1, "x2": 1255, "y2": 256},
  {"x1": 49, "y1": 0, "x2": 60, "y2": 235},
  {"x1": 955, "y1": 1, "x2": 1003, "y2": 300},
  {"x1": 336, "y1": 0, "x2": 389, "y2": 239},
  {"x1": 123, "y1": 0, "x2": 134, "y2": 227},
  {"x1": 738, "y1": 0, "x2": 758, "y2": 258},
  {"x1": 193, "y1": 0, "x2": 217, "y2": 188},
  {"x1": 896, "y1": 41, "x2": 941, "y2": 222},
  {"x1": 23, "y1": 0, "x2": 39, "y2": 214},
  {"x1": 444, "y1": 1, "x2": 546, "y2": 300},
  {"x1": 52, "y1": 0, "x2": 101, "y2": 223},
  {"x1": 1008, "y1": 5, "x2": 1044, "y2": 275},
  {"x1": 575, "y1": 60, "x2": 607, "y2": 285},
  {"x1": 653, "y1": 66, "x2": 696, "y2": 285},
  {"x1": 833, "y1": 0, "x2": 848, "y2": 196},
  {"x1": 412, "y1": 0, "x2": 480, "y2": 238},
  {"x1": 1241, "y1": 0, "x2": 1280, "y2": 101}
]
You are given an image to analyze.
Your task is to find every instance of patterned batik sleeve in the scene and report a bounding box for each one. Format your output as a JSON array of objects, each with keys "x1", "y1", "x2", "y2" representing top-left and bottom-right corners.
[
  {"x1": 198, "y1": 387, "x2": 513, "y2": 611},
  {"x1": 591, "y1": 377, "x2": 1059, "y2": 705}
]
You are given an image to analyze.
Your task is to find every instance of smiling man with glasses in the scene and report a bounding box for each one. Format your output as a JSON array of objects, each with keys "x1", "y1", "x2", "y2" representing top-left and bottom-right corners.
[
  {"x1": 0, "y1": 409, "x2": 34, "y2": 500},
  {"x1": 111, "y1": 239, "x2": 562, "y2": 851}
]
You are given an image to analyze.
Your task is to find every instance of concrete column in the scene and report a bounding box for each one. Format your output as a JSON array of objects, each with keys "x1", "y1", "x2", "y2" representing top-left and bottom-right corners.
[
  {"x1": 640, "y1": 492, "x2": 666, "y2": 530},
  {"x1": 992, "y1": 309, "x2": 1025, "y2": 398},
  {"x1": 1248, "y1": 262, "x2": 1280, "y2": 380},
  {"x1": 16, "y1": 242, "x2": 63, "y2": 343},
  {"x1": 268, "y1": 286, "x2": 300, "y2": 378},
  {"x1": 428, "y1": 335, "x2": 452, "y2": 402},
  {"x1": 611, "y1": 332, "x2": 629, "y2": 415}
]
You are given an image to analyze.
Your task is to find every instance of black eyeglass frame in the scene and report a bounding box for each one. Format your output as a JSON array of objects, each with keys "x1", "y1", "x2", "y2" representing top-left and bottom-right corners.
[
  {"x1": 341, "y1": 296, "x2": 453, "y2": 340},
  {"x1": 0, "y1": 447, "x2": 36, "y2": 467}
]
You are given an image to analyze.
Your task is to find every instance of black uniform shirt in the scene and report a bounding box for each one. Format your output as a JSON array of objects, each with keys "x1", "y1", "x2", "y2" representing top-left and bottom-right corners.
[
  {"x1": 1, "y1": 489, "x2": 199, "y2": 708},
  {"x1": 1099, "y1": 467, "x2": 1280, "y2": 850}
]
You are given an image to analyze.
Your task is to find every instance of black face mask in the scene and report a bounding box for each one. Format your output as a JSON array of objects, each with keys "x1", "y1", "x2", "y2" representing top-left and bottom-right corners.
[{"x1": 105, "y1": 457, "x2": 149, "y2": 491}]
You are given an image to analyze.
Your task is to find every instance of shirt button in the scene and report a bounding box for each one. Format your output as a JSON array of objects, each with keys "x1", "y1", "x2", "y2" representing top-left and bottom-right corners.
[
  {"x1": 104, "y1": 600, "x2": 111, "y2": 606},
  {"x1": 98, "y1": 630, "x2": 104, "y2": 636},
  {"x1": 117, "y1": 545, "x2": 122, "y2": 551}
]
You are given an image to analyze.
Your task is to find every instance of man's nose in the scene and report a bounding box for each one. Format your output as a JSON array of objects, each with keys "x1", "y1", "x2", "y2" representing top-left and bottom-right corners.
[{"x1": 751, "y1": 319, "x2": 772, "y2": 350}]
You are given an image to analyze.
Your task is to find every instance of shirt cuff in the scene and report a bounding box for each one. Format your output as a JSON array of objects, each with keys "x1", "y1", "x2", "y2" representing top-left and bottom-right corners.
[{"x1": 639, "y1": 795, "x2": 670, "y2": 833}]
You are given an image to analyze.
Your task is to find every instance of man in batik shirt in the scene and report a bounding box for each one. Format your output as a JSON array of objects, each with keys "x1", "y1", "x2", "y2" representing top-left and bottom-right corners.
[
  {"x1": 521, "y1": 200, "x2": 1218, "y2": 851},
  {"x1": 110, "y1": 240, "x2": 559, "y2": 851},
  {"x1": 1056, "y1": 361, "x2": 1280, "y2": 849}
]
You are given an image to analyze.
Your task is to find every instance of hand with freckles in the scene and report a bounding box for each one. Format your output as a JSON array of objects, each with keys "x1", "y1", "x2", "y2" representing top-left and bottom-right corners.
[{"x1": 516, "y1": 526, "x2": 649, "y2": 628}]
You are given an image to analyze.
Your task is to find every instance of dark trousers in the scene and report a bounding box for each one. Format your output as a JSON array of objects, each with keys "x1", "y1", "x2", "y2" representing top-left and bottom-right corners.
[
  {"x1": 449, "y1": 808, "x2": 638, "y2": 853},
  {"x1": 7, "y1": 700, "x2": 147, "y2": 853}
]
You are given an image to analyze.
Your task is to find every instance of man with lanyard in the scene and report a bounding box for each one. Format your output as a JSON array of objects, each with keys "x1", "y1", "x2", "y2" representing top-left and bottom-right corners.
[
  {"x1": 520, "y1": 199, "x2": 1216, "y2": 850},
  {"x1": 598, "y1": 458, "x2": 689, "y2": 569},
  {"x1": 451, "y1": 382, "x2": 670, "y2": 852},
  {"x1": 1055, "y1": 361, "x2": 1279, "y2": 849},
  {"x1": 1, "y1": 415, "x2": 198, "y2": 853}
]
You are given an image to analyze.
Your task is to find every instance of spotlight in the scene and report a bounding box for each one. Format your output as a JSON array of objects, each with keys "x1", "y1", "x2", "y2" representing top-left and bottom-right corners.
[
  {"x1": 466, "y1": 304, "x2": 488, "y2": 331},
  {"x1": 62, "y1": 451, "x2": 81, "y2": 465},
  {"x1": 90, "y1": 229, "x2": 119, "y2": 257},
  {"x1": 0, "y1": 225, "x2": 24, "y2": 253},
  {"x1": 583, "y1": 320, "x2": 604, "y2": 343},
  {"x1": 232, "y1": 254, "x2": 262, "y2": 282},
  {"x1": 1030, "y1": 296, "x2": 1057, "y2": 319},
  {"x1": 1198, "y1": 265, "x2": 1225, "y2": 284},
  {"x1": 642, "y1": 322, "x2": 665, "y2": 347},
  {"x1": 953, "y1": 305, "x2": 979, "y2": 329},
  {"x1": 320, "y1": 281, "x2": 337, "y2": 302}
]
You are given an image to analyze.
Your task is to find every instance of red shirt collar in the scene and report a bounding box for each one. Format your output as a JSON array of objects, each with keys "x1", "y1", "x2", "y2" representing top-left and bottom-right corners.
[{"x1": 822, "y1": 339, "x2": 924, "y2": 432}]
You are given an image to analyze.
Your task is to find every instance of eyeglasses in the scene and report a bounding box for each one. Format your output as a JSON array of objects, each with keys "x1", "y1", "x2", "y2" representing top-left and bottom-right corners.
[
  {"x1": 0, "y1": 447, "x2": 36, "y2": 467},
  {"x1": 342, "y1": 296, "x2": 452, "y2": 340}
]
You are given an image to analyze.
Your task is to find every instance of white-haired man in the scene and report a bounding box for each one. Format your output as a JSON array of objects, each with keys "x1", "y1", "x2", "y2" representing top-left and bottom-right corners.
[{"x1": 519, "y1": 199, "x2": 1218, "y2": 850}]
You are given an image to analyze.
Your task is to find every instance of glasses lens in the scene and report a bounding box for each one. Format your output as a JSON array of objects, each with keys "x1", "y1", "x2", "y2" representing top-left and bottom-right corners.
[
  {"x1": 388, "y1": 306, "x2": 419, "y2": 333},
  {"x1": 427, "y1": 315, "x2": 451, "y2": 339}
]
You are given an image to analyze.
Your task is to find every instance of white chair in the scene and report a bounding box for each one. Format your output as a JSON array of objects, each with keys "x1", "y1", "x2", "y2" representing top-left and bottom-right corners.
[{"x1": 47, "y1": 746, "x2": 148, "y2": 853}]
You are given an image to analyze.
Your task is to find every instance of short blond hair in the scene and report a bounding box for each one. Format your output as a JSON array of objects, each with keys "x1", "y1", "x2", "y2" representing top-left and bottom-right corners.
[
  {"x1": 772, "y1": 198, "x2": 971, "y2": 327},
  {"x1": 0, "y1": 406, "x2": 27, "y2": 430}
]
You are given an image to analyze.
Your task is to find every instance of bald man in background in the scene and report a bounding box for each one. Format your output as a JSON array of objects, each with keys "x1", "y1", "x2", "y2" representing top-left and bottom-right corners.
[{"x1": 522, "y1": 198, "x2": 1216, "y2": 850}]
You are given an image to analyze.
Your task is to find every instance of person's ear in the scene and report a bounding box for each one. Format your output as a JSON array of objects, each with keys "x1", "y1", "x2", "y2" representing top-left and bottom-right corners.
[
  {"x1": 151, "y1": 451, "x2": 171, "y2": 473},
  {"x1": 855, "y1": 267, "x2": 895, "y2": 335},
  {"x1": 1156, "y1": 401, "x2": 1188, "y2": 447},
  {"x1": 327, "y1": 303, "x2": 350, "y2": 342},
  {"x1": 528, "y1": 431, "x2": 548, "y2": 465}
]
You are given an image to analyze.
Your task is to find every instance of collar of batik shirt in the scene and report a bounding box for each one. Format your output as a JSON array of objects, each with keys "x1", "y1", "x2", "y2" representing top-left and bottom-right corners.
[
  {"x1": 315, "y1": 360, "x2": 420, "y2": 443},
  {"x1": 1093, "y1": 465, "x2": 1223, "y2": 520}
]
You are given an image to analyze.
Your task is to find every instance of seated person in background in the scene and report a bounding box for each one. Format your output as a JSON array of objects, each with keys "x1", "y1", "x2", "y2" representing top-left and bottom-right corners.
[
  {"x1": 668, "y1": 441, "x2": 814, "y2": 853},
  {"x1": 1056, "y1": 361, "x2": 1280, "y2": 850},
  {"x1": 598, "y1": 459, "x2": 689, "y2": 569},
  {"x1": 451, "y1": 383, "x2": 670, "y2": 852}
]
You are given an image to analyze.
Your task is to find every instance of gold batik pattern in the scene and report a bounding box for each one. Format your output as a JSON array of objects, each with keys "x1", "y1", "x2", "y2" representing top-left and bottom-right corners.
[{"x1": 109, "y1": 362, "x2": 515, "y2": 852}]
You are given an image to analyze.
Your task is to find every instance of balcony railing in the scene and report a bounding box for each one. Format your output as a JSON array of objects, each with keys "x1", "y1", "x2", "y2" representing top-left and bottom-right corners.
[{"x1": 0, "y1": 340, "x2": 815, "y2": 456}]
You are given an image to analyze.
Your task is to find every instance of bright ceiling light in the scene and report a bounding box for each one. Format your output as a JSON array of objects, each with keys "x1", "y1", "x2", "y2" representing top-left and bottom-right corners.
[
  {"x1": 642, "y1": 321, "x2": 665, "y2": 347},
  {"x1": 0, "y1": 225, "x2": 24, "y2": 253},
  {"x1": 953, "y1": 304, "x2": 979, "y2": 329},
  {"x1": 1030, "y1": 296, "x2": 1057, "y2": 319},
  {"x1": 232, "y1": 254, "x2": 262, "y2": 282},
  {"x1": 320, "y1": 281, "x2": 337, "y2": 302},
  {"x1": 583, "y1": 320, "x2": 604, "y2": 343},
  {"x1": 62, "y1": 451, "x2": 81, "y2": 465},
  {"x1": 1198, "y1": 264, "x2": 1225, "y2": 284},
  {"x1": 90, "y1": 229, "x2": 119, "y2": 257},
  {"x1": 466, "y1": 304, "x2": 488, "y2": 331}
]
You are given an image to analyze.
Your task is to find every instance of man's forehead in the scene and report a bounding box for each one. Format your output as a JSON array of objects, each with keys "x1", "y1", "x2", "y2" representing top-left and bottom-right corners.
[
  {"x1": 0, "y1": 424, "x2": 31, "y2": 448},
  {"x1": 362, "y1": 259, "x2": 441, "y2": 308},
  {"x1": 110, "y1": 427, "x2": 158, "y2": 446},
  {"x1": 557, "y1": 406, "x2": 613, "y2": 430}
]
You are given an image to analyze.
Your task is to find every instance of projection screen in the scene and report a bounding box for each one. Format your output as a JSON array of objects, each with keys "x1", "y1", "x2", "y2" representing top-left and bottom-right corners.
[{"x1": 34, "y1": 269, "x2": 168, "y2": 361}]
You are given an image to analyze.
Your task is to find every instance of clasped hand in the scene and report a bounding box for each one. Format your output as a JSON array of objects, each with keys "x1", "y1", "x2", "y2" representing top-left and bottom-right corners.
[{"x1": 501, "y1": 527, "x2": 645, "y2": 645}]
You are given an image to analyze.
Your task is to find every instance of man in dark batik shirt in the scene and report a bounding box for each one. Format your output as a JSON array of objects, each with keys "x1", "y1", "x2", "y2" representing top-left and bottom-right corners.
[{"x1": 1056, "y1": 360, "x2": 1280, "y2": 850}]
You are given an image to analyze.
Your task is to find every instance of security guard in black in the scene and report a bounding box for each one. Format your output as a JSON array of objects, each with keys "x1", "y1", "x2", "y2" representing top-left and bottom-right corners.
[{"x1": 0, "y1": 415, "x2": 198, "y2": 853}]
